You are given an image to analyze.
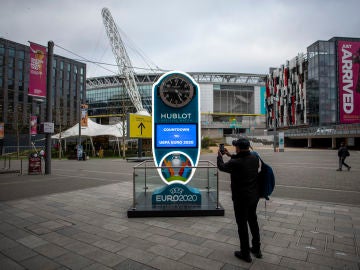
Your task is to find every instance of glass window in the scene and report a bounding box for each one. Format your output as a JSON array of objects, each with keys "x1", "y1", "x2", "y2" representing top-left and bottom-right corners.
[
  {"x1": 0, "y1": 44, "x2": 4, "y2": 54},
  {"x1": 16, "y1": 51, "x2": 25, "y2": 59},
  {"x1": 80, "y1": 67, "x2": 84, "y2": 75},
  {"x1": 8, "y1": 58, "x2": 14, "y2": 67},
  {"x1": 8, "y1": 79, "x2": 14, "y2": 90},
  {"x1": 18, "y1": 60, "x2": 24, "y2": 70},
  {"x1": 53, "y1": 59, "x2": 57, "y2": 68},
  {"x1": 60, "y1": 61, "x2": 64, "y2": 70},
  {"x1": 9, "y1": 47, "x2": 15, "y2": 57}
]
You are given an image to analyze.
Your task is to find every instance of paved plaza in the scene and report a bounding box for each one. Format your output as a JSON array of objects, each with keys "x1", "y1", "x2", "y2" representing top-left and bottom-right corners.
[{"x1": 0, "y1": 148, "x2": 360, "y2": 269}]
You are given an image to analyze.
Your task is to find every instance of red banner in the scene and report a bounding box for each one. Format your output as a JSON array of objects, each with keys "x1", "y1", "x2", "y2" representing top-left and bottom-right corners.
[
  {"x1": 30, "y1": 115, "x2": 37, "y2": 135},
  {"x1": 29, "y1": 42, "x2": 47, "y2": 98},
  {"x1": 338, "y1": 40, "x2": 360, "y2": 123},
  {"x1": 0, "y1": 122, "x2": 4, "y2": 139}
]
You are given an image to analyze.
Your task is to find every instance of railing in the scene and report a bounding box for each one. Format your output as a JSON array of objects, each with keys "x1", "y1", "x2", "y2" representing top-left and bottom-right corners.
[{"x1": 132, "y1": 160, "x2": 219, "y2": 210}]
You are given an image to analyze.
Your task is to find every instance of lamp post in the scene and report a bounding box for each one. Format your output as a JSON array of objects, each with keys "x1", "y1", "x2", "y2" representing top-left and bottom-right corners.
[
  {"x1": 273, "y1": 96, "x2": 278, "y2": 152},
  {"x1": 45, "y1": 41, "x2": 54, "y2": 174}
]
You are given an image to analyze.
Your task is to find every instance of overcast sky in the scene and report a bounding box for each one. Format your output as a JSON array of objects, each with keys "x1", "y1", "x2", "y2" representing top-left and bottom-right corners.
[{"x1": 1, "y1": 0, "x2": 360, "y2": 78}]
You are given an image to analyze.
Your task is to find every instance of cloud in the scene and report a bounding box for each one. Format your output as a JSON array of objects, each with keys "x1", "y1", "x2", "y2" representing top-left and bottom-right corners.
[{"x1": 1, "y1": 0, "x2": 360, "y2": 78}]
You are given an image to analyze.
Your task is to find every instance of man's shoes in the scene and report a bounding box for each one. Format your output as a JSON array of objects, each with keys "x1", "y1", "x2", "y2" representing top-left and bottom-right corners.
[
  {"x1": 234, "y1": 251, "x2": 252, "y2": 263},
  {"x1": 250, "y1": 247, "x2": 263, "y2": 259},
  {"x1": 336, "y1": 168, "x2": 342, "y2": 171},
  {"x1": 348, "y1": 166, "x2": 351, "y2": 171}
]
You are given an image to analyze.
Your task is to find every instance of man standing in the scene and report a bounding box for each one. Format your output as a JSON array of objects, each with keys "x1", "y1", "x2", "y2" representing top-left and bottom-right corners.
[
  {"x1": 337, "y1": 142, "x2": 351, "y2": 171},
  {"x1": 217, "y1": 138, "x2": 262, "y2": 263}
]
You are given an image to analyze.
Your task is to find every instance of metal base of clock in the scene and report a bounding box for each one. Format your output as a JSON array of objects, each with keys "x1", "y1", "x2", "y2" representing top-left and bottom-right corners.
[{"x1": 127, "y1": 191, "x2": 225, "y2": 218}]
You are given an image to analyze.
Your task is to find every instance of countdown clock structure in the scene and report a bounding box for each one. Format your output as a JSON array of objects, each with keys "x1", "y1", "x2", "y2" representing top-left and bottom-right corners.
[{"x1": 152, "y1": 71, "x2": 201, "y2": 185}]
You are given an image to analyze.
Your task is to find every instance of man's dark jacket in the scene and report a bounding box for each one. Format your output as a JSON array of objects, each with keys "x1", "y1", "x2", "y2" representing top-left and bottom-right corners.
[{"x1": 217, "y1": 151, "x2": 260, "y2": 203}]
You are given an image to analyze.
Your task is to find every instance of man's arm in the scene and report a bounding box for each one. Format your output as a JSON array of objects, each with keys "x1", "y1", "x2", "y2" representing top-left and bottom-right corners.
[{"x1": 217, "y1": 151, "x2": 233, "y2": 173}]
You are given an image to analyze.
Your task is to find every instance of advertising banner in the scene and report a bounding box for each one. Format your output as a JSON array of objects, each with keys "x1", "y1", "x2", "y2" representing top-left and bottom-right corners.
[
  {"x1": 80, "y1": 104, "x2": 88, "y2": 127},
  {"x1": 30, "y1": 115, "x2": 37, "y2": 135},
  {"x1": 338, "y1": 40, "x2": 360, "y2": 123},
  {"x1": 29, "y1": 42, "x2": 47, "y2": 98},
  {"x1": 0, "y1": 122, "x2": 4, "y2": 139}
]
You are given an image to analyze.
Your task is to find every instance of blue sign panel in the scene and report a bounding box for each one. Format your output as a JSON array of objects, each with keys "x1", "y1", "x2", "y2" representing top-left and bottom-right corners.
[
  {"x1": 152, "y1": 71, "x2": 201, "y2": 185},
  {"x1": 156, "y1": 124, "x2": 197, "y2": 148}
]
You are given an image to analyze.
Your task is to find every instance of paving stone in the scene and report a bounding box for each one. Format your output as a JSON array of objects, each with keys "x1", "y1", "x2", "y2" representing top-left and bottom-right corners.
[
  {"x1": 148, "y1": 256, "x2": 195, "y2": 270},
  {"x1": 0, "y1": 257, "x2": 25, "y2": 270},
  {"x1": 181, "y1": 253, "x2": 224, "y2": 270},
  {"x1": 250, "y1": 260, "x2": 289, "y2": 270},
  {"x1": 3, "y1": 228, "x2": 32, "y2": 240},
  {"x1": 20, "y1": 254, "x2": 60, "y2": 270},
  {"x1": 72, "y1": 232, "x2": 102, "y2": 244},
  {"x1": 85, "y1": 263, "x2": 113, "y2": 270},
  {"x1": 174, "y1": 241, "x2": 213, "y2": 257},
  {"x1": 148, "y1": 244, "x2": 186, "y2": 260},
  {"x1": 17, "y1": 234, "x2": 48, "y2": 249},
  {"x1": 84, "y1": 249, "x2": 126, "y2": 267},
  {"x1": 115, "y1": 258, "x2": 158, "y2": 270},
  {"x1": 54, "y1": 252, "x2": 94, "y2": 270},
  {"x1": 40, "y1": 232, "x2": 74, "y2": 247},
  {"x1": 116, "y1": 246, "x2": 156, "y2": 265},
  {"x1": 92, "y1": 238, "x2": 127, "y2": 252},
  {"x1": 25, "y1": 224, "x2": 52, "y2": 235},
  {"x1": 146, "y1": 234, "x2": 179, "y2": 247},
  {"x1": 171, "y1": 232, "x2": 208, "y2": 245},
  {"x1": 1, "y1": 244, "x2": 38, "y2": 261},
  {"x1": 263, "y1": 244, "x2": 308, "y2": 261},
  {"x1": 34, "y1": 243, "x2": 68, "y2": 258},
  {"x1": 120, "y1": 236, "x2": 156, "y2": 250},
  {"x1": 0, "y1": 236, "x2": 19, "y2": 250},
  {"x1": 262, "y1": 225, "x2": 296, "y2": 235},
  {"x1": 220, "y1": 263, "x2": 247, "y2": 270},
  {"x1": 146, "y1": 225, "x2": 176, "y2": 237},
  {"x1": 280, "y1": 256, "x2": 332, "y2": 270},
  {"x1": 0, "y1": 222, "x2": 15, "y2": 233},
  {"x1": 307, "y1": 253, "x2": 359, "y2": 269},
  {"x1": 63, "y1": 241, "x2": 99, "y2": 255}
]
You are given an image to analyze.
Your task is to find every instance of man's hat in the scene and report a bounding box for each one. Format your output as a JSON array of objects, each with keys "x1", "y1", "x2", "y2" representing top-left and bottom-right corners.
[{"x1": 232, "y1": 138, "x2": 250, "y2": 150}]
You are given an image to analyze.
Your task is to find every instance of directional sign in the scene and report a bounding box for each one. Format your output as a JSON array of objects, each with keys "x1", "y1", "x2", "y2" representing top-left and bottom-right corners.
[{"x1": 128, "y1": 113, "x2": 152, "y2": 138}]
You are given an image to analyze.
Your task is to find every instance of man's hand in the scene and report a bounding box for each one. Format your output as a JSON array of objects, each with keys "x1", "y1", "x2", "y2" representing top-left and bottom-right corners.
[{"x1": 223, "y1": 148, "x2": 231, "y2": 157}]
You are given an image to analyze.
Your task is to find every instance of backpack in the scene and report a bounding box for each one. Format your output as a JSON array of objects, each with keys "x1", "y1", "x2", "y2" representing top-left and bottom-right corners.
[
  {"x1": 345, "y1": 150, "x2": 350, "y2": 157},
  {"x1": 252, "y1": 152, "x2": 275, "y2": 200}
]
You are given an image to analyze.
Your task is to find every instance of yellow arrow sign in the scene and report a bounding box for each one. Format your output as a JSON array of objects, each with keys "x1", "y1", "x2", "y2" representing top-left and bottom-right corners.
[{"x1": 128, "y1": 113, "x2": 152, "y2": 138}]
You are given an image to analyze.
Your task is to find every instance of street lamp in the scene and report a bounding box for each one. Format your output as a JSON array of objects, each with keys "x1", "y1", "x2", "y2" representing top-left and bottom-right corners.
[{"x1": 273, "y1": 96, "x2": 278, "y2": 152}]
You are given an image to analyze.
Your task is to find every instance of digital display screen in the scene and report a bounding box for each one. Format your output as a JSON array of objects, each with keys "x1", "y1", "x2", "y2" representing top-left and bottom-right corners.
[{"x1": 156, "y1": 124, "x2": 197, "y2": 148}]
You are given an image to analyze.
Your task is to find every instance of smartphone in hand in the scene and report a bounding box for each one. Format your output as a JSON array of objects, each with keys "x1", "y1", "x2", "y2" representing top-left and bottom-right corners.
[{"x1": 219, "y1": 144, "x2": 225, "y2": 154}]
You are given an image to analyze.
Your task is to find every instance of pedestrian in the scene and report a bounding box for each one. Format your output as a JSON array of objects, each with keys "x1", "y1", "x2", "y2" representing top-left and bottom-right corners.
[
  {"x1": 337, "y1": 142, "x2": 351, "y2": 171},
  {"x1": 217, "y1": 138, "x2": 262, "y2": 263}
]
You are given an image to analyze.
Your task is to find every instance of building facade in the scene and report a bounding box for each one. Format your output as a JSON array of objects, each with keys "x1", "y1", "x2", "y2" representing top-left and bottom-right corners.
[
  {"x1": 86, "y1": 72, "x2": 266, "y2": 138},
  {"x1": 266, "y1": 36, "x2": 360, "y2": 129},
  {"x1": 0, "y1": 38, "x2": 86, "y2": 148}
]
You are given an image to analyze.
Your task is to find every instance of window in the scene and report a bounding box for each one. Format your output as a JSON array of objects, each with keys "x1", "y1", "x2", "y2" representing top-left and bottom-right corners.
[
  {"x1": 0, "y1": 44, "x2": 4, "y2": 54},
  {"x1": 16, "y1": 51, "x2": 25, "y2": 59},
  {"x1": 8, "y1": 47, "x2": 15, "y2": 57}
]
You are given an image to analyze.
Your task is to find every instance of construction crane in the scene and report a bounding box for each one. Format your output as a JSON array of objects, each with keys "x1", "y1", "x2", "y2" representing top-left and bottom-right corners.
[{"x1": 101, "y1": 7, "x2": 149, "y2": 115}]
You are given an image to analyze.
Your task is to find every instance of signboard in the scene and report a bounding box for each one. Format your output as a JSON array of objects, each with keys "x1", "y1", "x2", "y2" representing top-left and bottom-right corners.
[
  {"x1": 278, "y1": 131, "x2": 284, "y2": 152},
  {"x1": 128, "y1": 113, "x2": 152, "y2": 138},
  {"x1": 80, "y1": 104, "x2": 88, "y2": 127},
  {"x1": 28, "y1": 156, "x2": 42, "y2": 174},
  {"x1": 152, "y1": 184, "x2": 201, "y2": 205},
  {"x1": 155, "y1": 124, "x2": 197, "y2": 148},
  {"x1": 30, "y1": 115, "x2": 37, "y2": 135},
  {"x1": 29, "y1": 42, "x2": 47, "y2": 98},
  {"x1": 0, "y1": 122, "x2": 4, "y2": 139},
  {"x1": 41, "y1": 122, "x2": 54, "y2": 133},
  {"x1": 338, "y1": 40, "x2": 360, "y2": 123},
  {"x1": 152, "y1": 71, "x2": 201, "y2": 186}
]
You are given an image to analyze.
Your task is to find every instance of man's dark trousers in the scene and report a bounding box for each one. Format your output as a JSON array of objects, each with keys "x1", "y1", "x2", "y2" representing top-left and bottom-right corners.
[{"x1": 233, "y1": 199, "x2": 260, "y2": 254}]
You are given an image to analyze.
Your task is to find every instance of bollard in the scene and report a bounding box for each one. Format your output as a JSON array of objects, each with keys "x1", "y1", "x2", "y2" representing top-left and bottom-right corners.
[
  {"x1": 3, "y1": 156, "x2": 6, "y2": 169},
  {"x1": 8, "y1": 156, "x2": 10, "y2": 169},
  {"x1": 20, "y1": 158, "x2": 23, "y2": 175}
]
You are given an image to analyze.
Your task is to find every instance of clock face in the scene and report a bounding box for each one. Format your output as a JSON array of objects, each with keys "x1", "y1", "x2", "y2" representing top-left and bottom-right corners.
[{"x1": 159, "y1": 75, "x2": 195, "y2": 108}]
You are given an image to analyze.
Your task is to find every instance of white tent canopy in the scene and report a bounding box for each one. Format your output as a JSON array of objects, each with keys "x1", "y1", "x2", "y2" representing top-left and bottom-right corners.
[{"x1": 52, "y1": 119, "x2": 124, "y2": 139}]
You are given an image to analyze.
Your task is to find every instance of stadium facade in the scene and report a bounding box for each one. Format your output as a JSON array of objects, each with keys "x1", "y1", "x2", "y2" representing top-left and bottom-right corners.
[{"x1": 86, "y1": 73, "x2": 267, "y2": 138}]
